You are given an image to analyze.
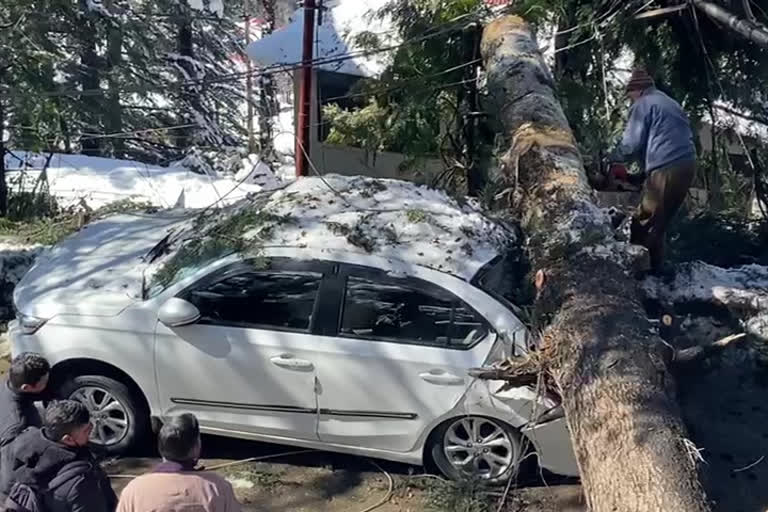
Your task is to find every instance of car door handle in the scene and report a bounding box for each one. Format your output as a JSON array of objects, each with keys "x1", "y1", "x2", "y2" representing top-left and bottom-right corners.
[
  {"x1": 419, "y1": 371, "x2": 464, "y2": 385},
  {"x1": 270, "y1": 354, "x2": 314, "y2": 371}
]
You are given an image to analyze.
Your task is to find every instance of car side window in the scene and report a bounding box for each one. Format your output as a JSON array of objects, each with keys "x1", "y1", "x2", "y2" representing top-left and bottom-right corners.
[
  {"x1": 340, "y1": 274, "x2": 490, "y2": 348},
  {"x1": 185, "y1": 271, "x2": 322, "y2": 332}
]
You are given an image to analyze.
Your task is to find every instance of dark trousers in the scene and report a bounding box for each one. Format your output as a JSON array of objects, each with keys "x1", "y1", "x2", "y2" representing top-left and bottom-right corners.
[{"x1": 631, "y1": 161, "x2": 696, "y2": 272}]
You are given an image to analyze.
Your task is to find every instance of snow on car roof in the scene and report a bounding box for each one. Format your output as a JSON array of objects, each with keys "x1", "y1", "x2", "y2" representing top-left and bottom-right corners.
[{"x1": 147, "y1": 175, "x2": 515, "y2": 287}]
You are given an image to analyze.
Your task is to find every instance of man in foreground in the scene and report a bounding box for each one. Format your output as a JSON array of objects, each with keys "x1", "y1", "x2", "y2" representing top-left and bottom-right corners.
[
  {"x1": 117, "y1": 413, "x2": 241, "y2": 512},
  {"x1": 0, "y1": 353, "x2": 50, "y2": 447},
  {"x1": 0, "y1": 400, "x2": 117, "y2": 511},
  {"x1": 608, "y1": 68, "x2": 697, "y2": 275}
]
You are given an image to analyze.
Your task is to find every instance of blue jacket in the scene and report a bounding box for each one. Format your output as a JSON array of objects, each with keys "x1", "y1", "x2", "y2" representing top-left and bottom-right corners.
[{"x1": 610, "y1": 88, "x2": 696, "y2": 173}]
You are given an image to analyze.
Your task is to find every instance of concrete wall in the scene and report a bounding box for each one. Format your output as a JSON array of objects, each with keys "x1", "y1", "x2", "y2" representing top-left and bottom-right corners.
[{"x1": 311, "y1": 143, "x2": 443, "y2": 183}]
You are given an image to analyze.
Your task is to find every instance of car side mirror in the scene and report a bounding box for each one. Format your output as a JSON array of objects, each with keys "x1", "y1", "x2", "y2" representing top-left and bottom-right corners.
[{"x1": 158, "y1": 298, "x2": 201, "y2": 328}]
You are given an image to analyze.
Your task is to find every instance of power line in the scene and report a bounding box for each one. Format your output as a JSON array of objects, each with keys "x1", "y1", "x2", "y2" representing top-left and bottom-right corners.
[{"x1": 322, "y1": 59, "x2": 481, "y2": 103}]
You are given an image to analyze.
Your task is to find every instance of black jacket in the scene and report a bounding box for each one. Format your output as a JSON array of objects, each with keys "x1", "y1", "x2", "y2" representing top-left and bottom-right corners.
[
  {"x1": 0, "y1": 428, "x2": 117, "y2": 512},
  {"x1": 0, "y1": 379, "x2": 42, "y2": 447}
]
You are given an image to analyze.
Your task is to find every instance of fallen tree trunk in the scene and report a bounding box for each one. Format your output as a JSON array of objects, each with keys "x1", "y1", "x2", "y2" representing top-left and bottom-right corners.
[{"x1": 480, "y1": 16, "x2": 710, "y2": 511}]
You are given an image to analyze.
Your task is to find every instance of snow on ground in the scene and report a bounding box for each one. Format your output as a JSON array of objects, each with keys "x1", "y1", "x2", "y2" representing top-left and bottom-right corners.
[
  {"x1": 643, "y1": 262, "x2": 768, "y2": 339},
  {"x1": 643, "y1": 262, "x2": 768, "y2": 305},
  {"x1": 150, "y1": 175, "x2": 515, "y2": 283},
  {"x1": 4, "y1": 151, "x2": 285, "y2": 210}
]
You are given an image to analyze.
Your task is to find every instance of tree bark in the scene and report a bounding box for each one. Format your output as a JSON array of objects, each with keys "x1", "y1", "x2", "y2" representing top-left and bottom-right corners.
[
  {"x1": 0, "y1": 97, "x2": 7, "y2": 217},
  {"x1": 79, "y1": 2, "x2": 102, "y2": 156},
  {"x1": 481, "y1": 16, "x2": 711, "y2": 511},
  {"x1": 258, "y1": 0, "x2": 277, "y2": 159},
  {"x1": 105, "y1": 0, "x2": 124, "y2": 158},
  {"x1": 176, "y1": 1, "x2": 197, "y2": 150}
]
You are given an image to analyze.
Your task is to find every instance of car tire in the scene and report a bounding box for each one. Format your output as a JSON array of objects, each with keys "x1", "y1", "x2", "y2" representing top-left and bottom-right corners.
[
  {"x1": 57, "y1": 375, "x2": 148, "y2": 455},
  {"x1": 429, "y1": 416, "x2": 525, "y2": 484}
]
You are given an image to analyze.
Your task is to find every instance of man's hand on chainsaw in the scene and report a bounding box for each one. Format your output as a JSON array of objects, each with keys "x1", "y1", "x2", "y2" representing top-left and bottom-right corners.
[{"x1": 600, "y1": 159, "x2": 642, "y2": 192}]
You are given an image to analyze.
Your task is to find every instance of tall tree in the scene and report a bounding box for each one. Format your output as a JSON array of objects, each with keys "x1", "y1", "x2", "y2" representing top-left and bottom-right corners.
[{"x1": 77, "y1": 0, "x2": 104, "y2": 156}]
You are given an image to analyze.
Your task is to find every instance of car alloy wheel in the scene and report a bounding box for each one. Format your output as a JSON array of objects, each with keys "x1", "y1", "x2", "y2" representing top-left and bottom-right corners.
[
  {"x1": 442, "y1": 417, "x2": 519, "y2": 480},
  {"x1": 69, "y1": 385, "x2": 131, "y2": 446}
]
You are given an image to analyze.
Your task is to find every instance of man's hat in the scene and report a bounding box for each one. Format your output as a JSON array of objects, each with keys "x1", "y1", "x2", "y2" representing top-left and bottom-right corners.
[{"x1": 626, "y1": 68, "x2": 655, "y2": 92}]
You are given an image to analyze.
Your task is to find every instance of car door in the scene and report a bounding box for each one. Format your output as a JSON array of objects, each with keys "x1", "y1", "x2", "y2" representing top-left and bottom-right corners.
[
  {"x1": 314, "y1": 264, "x2": 496, "y2": 452},
  {"x1": 154, "y1": 257, "x2": 332, "y2": 441}
]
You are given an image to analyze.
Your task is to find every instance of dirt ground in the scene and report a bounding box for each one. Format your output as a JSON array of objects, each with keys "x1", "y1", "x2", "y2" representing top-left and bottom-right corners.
[
  {"x1": 678, "y1": 354, "x2": 768, "y2": 512},
  {"x1": 105, "y1": 435, "x2": 585, "y2": 512}
]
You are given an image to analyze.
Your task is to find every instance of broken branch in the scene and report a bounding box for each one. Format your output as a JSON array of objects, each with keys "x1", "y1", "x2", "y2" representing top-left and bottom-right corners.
[{"x1": 672, "y1": 333, "x2": 748, "y2": 364}]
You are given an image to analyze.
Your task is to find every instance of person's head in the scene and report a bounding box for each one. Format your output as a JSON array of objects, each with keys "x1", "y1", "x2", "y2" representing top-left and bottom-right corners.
[
  {"x1": 9, "y1": 353, "x2": 50, "y2": 394},
  {"x1": 158, "y1": 413, "x2": 201, "y2": 465},
  {"x1": 45, "y1": 400, "x2": 92, "y2": 448},
  {"x1": 626, "y1": 68, "x2": 655, "y2": 102}
]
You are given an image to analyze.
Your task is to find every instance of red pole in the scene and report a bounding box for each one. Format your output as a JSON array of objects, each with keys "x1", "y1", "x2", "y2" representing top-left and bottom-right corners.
[{"x1": 296, "y1": 0, "x2": 316, "y2": 177}]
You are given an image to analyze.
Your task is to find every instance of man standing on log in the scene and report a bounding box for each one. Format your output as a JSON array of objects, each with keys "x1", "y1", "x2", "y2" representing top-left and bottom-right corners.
[{"x1": 608, "y1": 68, "x2": 696, "y2": 275}]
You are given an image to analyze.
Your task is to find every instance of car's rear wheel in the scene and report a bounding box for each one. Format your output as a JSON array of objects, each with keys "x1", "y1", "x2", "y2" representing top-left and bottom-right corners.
[
  {"x1": 429, "y1": 416, "x2": 523, "y2": 484},
  {"x1": 58, "y1": 375, "x2": 147, "y2": 455}
]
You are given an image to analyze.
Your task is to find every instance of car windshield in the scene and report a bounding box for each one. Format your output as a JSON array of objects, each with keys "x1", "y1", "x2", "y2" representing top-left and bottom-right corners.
[
  {"x1": 473, "y1": 254, "x2": 526, "y2": 312},
  {"x1": 144, "y1": 245, "x2": 235, "y2": 299}
]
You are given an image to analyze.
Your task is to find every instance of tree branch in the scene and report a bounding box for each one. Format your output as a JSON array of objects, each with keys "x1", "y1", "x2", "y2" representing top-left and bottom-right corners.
[
  {"x1": 672, "y1": 333, "x2": 748, "y2": 364},
  {"x1": 692, "y1": 0, "x2": 768, "y2": 47},
  {"x1": 744, "y1": 0, "x2": 757, "y2": 22},
  {"x1": 714, "y1": 104, "x2": 768, "y2": 128}
]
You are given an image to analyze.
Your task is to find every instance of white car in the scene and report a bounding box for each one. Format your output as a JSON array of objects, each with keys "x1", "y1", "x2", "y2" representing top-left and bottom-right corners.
[{"x1": 10, "y1": 186, "x2": 577, "y2": 482}]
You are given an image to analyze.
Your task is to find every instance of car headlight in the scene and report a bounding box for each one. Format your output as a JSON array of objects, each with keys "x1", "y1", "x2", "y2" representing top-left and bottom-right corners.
[{"x1": 16, "y1": 312, "x2": 47, "y2": 335}]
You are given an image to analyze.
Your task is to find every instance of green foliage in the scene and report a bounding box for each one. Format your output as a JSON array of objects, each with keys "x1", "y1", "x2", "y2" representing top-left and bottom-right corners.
[
  {"x1": 406, "y1": 209, "x2": 428, "y2": 223},
  {"x1": 322, "y1": 0, "x2": 494, "y2": 192},
  {"x1": 324, "y1": 219, "x2": 377, "y2": 252},
  {"x1": 324, "y1": 0, "x2": 768, "y2": 205},
  {"x1": 0, "y1": 0, "x2": 251, "y2": 162},
  {"x1": 323, "y1": 100, "x2": 393, "y2": 154},
  {"x1": 422, "y1": 477, "x2": 490, "y2": 512},
  {"x1": 150, "y1": 208, "x2": 293, "y2": 291},
  {"x1": 0, "y1": 196, "x2": 155, "y2": 245}
]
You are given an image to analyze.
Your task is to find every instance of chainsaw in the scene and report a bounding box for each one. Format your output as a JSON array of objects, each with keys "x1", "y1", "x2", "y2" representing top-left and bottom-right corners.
[{"x1": 592, "y1": 148, "x2": 644, "y2": 192}]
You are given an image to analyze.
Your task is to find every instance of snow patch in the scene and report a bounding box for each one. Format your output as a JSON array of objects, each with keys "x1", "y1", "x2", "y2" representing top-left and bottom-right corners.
[
  {"x1": 643, "y1": 262, "x2": 768, "y2": 339},
  {"x1": 579, "y1": 242, "x2": 647, "y2": 271},
  {"x1": 642, "y1": 262, "x2": 768, "y2": 305},
  {"x1": 151, "y1": 175, "x2": 515, "y2": 282},
  {"x1": 85, "y1": 0, "x2": 112, "y2": 17},
  {"x1": 5, "y1": 152, "x2": 285, "y2": 211}
]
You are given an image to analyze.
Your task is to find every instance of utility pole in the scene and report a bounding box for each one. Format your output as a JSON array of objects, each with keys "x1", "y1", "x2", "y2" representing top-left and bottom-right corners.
[
  {"x1": 296, "y1": 0, "x2": 316, "y2": 177},
  {"x1": 245, "y1": 0, "x2": 256, "y2": 154}
]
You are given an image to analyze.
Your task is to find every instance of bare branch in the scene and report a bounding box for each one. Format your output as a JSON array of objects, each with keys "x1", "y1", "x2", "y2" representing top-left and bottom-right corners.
[{"x1": 672, "y1": 333, "x2": 748, "y2": 364}]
